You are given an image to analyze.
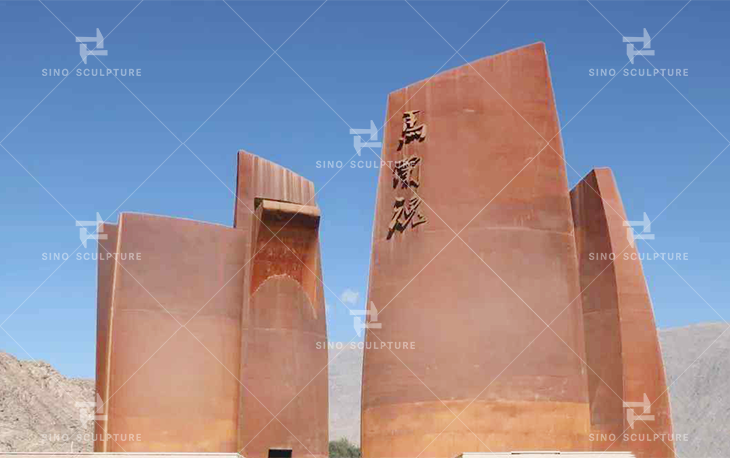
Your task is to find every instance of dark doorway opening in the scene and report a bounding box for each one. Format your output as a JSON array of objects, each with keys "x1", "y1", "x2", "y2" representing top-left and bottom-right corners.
[{"x1": 269, "y1": 449, "x2": 292, "y2": 458}]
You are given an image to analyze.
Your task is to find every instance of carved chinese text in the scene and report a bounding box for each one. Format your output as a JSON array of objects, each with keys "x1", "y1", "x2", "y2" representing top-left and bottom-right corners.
[
  {"x1": 398, "y1": 110, "x2": 427, "y2": 151},
  {"x1": 387, "y1": 196, "x2": 428, "y2": 240}
]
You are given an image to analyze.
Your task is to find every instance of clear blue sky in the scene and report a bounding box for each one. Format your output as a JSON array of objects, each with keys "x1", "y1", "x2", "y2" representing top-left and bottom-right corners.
[{"x1": 1, "y1": 0, "x2": 728, "y2": 378}]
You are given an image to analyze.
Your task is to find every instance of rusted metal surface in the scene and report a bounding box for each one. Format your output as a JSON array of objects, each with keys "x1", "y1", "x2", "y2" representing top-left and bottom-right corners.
[
  {"x1": 458, "y1": 454, "x2": 635, "y2": 458},
  {"x1": 94, "y1": 223, "x2": 118, "y2": 452},
  {"x1": 362, "y1": 43, "x2": 591, "y2": 458},
  {"x1": 95, "y1": 152, "x2": 328, "y2": 458},
  {"x1": 571, "y1": 169, "x2": 675, "y2": 458},
  {"x1": 99, "y1": 214, "x2": 248, "y2": 452},
  {"x1": 0, "y1": 454, "x2": 242, "y2": 458},
  {"x1": 234, "y1": 152, "x2": 316, "y2": 230},
  {"x1": 235, "y1": 152, "x2": 328, "y2": 458}
]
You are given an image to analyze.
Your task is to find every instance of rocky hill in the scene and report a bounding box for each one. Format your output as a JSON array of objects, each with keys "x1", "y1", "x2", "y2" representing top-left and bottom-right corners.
[
  {"x1": 1, "y1": 322, "x2": 728, "y2": 456},
  {"x1": 659, "y1": 322, "x2": 730, "y2": 457},
  {"x1": 0, "y1": 352, "x2": 94, "y2": 452},
  {"x1": 328, "y1": 345, "x2": 363, "y2": 446}
]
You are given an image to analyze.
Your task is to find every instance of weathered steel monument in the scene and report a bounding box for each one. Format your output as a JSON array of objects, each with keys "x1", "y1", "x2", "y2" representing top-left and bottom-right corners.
[
  {"x1": 361, "y1": 43, "x2": 674, "y2": 458},
  {"x1": 74, "y1": 42, "x2": 673, "y2": 458},
  {"x1": 572, "y1": 169, "x2": 674, "y2": 457},
  {"x1": 95, "y1": 152, "x2": 328, "y2": 458}
]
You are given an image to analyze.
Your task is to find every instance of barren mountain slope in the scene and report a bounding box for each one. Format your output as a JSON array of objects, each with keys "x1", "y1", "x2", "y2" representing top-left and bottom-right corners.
[
  {"x1": 0, "y1": 352, "x2": 94, "y2": 452},
  {"x1": 659, "y1": 322, "x2": 730, "y2": 458}
]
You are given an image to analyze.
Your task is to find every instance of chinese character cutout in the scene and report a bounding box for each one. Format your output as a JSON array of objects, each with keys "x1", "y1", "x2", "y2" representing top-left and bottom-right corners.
[
  {"x1": 393, "y1": 156, "x2": 422, "y2": 190},
  {"x1": 387, "y1": 196, "x2": 428, "y2": 240},
  {"x1": 398, "y1": 110, "x2": 427, "y2": 151}
]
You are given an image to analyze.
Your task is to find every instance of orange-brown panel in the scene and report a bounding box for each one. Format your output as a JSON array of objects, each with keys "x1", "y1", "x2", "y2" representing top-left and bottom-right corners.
[
  {"x1": 571, "y1": 168, "x2": 675, "y2": 458},
  {"x1": 240, "y1": 276, "x2": 328, "y2": 458},
  {"x1": 95, "y1": 222, "x2": 118, "y2": 452},
  {"x1": 233, "y1": 152, "x2": 328, "y2": 458},
  {"x1": 101, "y1": 213, "x2": 248, "y2": 452},
  {"x1": 234, "y1": 151, "x2": 316, "y2": 229},
  {"x1": 363, "y1": 42, "x2": 590, "y2": 458},
  {"x1": 363, "y1": 400, "x2": 590, "y2": 458},
  {"x1": 240, "y1": 197, "x2": 328, "y2": 458}
]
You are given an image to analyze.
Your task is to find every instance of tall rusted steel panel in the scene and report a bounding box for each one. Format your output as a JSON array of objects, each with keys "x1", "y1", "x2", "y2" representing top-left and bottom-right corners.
[
  {"x1": 362, "y1": 43, "x2": 591, "y2": 458},
  {"x1": 95, "y1": 152, "x2": 328, "y2": 458},
  {"x1": 98, "y1": 214, "x2": 248, "y2": 452},
  {"x1": 234, "y1": 153, "x2": 329, "y2": 458},
  {"x1": 571, "y1": 168, "x2": 675, "y2": 458},
  {"x1": 94, "y1": 222, "x2": 118, "y2": 451},
  {"x1": 234, "y1": 151, "x2": 316, "y2": 229}
]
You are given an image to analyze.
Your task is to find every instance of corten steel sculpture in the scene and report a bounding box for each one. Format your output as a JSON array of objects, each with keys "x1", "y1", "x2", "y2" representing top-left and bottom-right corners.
[
  {"x1": 95, "y1": 152, "x2": 328, "y2": 458},
  {"x1": 571, "y1": 169, "x2": 675, "y2": 458},
  {"x1": 361, "y1": 43, "x2": 592, "y2": 458},
  {"x1": 95, "y1": 214, "x2": 248, "y2": 452},
  {"x1": 234, "y1": 153, "x2": 328, "y2": 458}
]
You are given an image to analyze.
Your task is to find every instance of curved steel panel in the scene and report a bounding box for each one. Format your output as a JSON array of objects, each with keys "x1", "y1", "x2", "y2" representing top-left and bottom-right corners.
[
  {"x1": 362, "y1": 43, "x2": 591, "y2": 458},
  {"x1": 240, "y1": 276, "x2": 328, "y2": 458},
  {"x1": 100, "y1": 214, "x2": 248, "y2": 452},
  {"x1": 571, "y1": 169, "x2": 675, "y2": 458},
  {"x1": 96, "y1": 152, "x2": 328, "y2": 456},
  {"x1": 234, "y1": 152, "x2": 328, "y2": 458},
  {"x1": 94, "y1": 223, "x2": 118, "y2": 452}
]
